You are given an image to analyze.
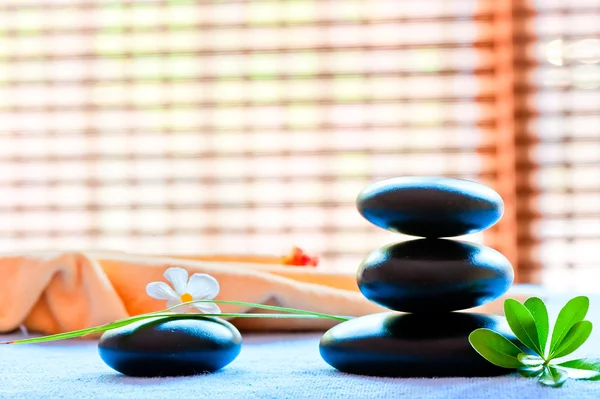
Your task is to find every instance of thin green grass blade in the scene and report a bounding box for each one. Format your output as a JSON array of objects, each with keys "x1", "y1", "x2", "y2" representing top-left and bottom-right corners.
[
  {"x1": 1, "y1": 300, "x2": 353, "y2": 345},
  {"x1": 1, "y1": 313, "x2": 174, "y2": 344},
  {"x1": 177, "y1": 300, "x2": 353, "y2": 322}
]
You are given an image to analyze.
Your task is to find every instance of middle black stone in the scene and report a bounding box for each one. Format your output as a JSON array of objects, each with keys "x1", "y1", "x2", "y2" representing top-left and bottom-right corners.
[{"x1": 357, "y1": 239, "x2": 513, "y2": 313}]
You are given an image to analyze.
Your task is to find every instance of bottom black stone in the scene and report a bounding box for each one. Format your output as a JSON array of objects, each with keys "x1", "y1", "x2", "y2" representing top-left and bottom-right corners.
[
  {"x1": 319, "y1": 312, "x2": 521, "y2": 377},
  {"x1": 98, "y1": 315, "x2": 242, "y2": 377}
]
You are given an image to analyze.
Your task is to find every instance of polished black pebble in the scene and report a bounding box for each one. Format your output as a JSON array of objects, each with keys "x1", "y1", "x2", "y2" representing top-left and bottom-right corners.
[
  {"x1": 356, "y1": 176, "x2": 503, "y2": 237},
  {"x1": 98, "y1": 315, "x2": 242, "y2": 377},
  {"x1": 357, "y1": 239, "x2": 513, "y2": 313},
  {"x1": 320, "y1": 312, "x2": 522, "y2": 377}
]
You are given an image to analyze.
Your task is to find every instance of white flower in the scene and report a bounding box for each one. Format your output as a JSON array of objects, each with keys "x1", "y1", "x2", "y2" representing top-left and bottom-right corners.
[{"x1": 146, "y1": 267, "x2": 221, "y2": 314}]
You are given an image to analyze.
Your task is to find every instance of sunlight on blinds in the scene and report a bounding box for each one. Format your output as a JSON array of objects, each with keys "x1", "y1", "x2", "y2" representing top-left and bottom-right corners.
[
  {"x1": 532, "y1": 0, "x2": 600, "y2": 291},
  {"x1": 0, "y1": 0, "x2": 491, "y2": 269}
]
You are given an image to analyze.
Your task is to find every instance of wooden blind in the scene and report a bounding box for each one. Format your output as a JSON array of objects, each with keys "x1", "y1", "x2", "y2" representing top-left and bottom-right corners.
[
  {"x1": 482, "y1": 0, "x2": 600, "y2": 287},
  {"x1": 0, "y1": 1, "x2": 597, "y2": 284},
  {"x1": 520, "y1": 0, "x2": 600, "y2": 290}
]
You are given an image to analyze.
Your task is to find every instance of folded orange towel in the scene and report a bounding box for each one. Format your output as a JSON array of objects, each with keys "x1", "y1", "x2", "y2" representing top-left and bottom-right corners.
[
  {"x1": 0, "y1": 250, "x2": 517, "y2": 337},
  {"x1": 0, "y1": 250, "x2": 385, "y2": 336}
]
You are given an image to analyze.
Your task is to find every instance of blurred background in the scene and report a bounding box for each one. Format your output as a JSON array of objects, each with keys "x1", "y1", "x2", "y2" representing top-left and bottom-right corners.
[{"x1": 0, "y1": 0, "x2": 598, "y2": 291}]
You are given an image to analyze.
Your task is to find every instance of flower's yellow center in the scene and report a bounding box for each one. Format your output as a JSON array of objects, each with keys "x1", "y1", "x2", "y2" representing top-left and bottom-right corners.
[{"x1": 180, "y1": 293, "x2": 193, "y2": 303}]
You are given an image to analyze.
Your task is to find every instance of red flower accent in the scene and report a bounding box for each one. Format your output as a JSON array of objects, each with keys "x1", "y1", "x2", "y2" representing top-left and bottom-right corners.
[{"x1": 282, "y1": 246, "x2": 319, "y2": 267}]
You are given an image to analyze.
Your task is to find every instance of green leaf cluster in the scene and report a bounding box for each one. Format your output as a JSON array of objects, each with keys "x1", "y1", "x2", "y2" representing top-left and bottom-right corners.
[{"x1": 469, "y1": 296, "x2": 599, "y2": 388}]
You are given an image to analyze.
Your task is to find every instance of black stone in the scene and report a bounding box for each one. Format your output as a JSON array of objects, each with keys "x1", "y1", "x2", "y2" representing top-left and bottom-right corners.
[
  {"x1": 356, "y1": 176, "x2": 503, "y2": 237},
  {"x1": 320, "y1": 312, "x2": 521, "y2": 377},
  {"x1": 98, "y1": 315, "x2": 242, "y2": 377},
  {"x1": 357, "y1": 239, "x2": 513, "y2": 313}
]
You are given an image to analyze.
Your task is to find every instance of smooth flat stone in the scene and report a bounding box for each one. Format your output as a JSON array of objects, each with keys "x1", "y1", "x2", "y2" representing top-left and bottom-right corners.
[
  {"x1": 320, "y1": 312, "x2": 521, "y2": 377},
  {"x1": 356, "y1": 176, "x2": 503, "y2": 237},
  {"x1": 98, "y1": 315, "x2": 242, "y2": 377},
  {"x1": 357, "y1": 239, "x2": 513, "y2": 312}
]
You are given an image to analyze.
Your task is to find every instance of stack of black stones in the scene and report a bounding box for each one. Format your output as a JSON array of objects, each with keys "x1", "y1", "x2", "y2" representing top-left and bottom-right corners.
[{"x1": 319, "y1": 177, "x2": 520, "y2": 377}]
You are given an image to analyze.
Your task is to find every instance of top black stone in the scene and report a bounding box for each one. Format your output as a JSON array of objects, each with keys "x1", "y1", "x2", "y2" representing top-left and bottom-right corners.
[{"x1": 356, "y1": 176, "x2": 504, "y2": 237}]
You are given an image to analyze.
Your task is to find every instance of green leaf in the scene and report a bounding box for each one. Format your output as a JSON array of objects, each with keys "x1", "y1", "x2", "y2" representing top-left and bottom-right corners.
[
  {"x1": 2, "y1": 313, "x2": 338, "y2": 345},
  {"x1": 538, "y1": 365, "x2": 568, "y2": 388},
  {"x1": 518, "y1": 353, "x2": 544, "y2": 367},
  {"x1": 468, "y1": 328, "x2": 524, "y2": 368},
  {"x1": 504, "y1": 298, "x2": 542, "y2": 355},
  {"x1": 0, "y1": 313, "x2": 176, "y2": 344},
  {"x1": 518, "y1": 365, "x2": 544, "y2": 378},
  {"x1": 193, "y1": 300, "x2": 353, "y2": 322},
  {"x1": 550, "y1": 320, "x2": 593, "y2": 359},
  {"x1": 549, "y1": 296, "x2": 589, "y2": 357},
  {"x1": 1, "y1": 299, "x2": 354, "y2": 345},
  {"x1": 524, "y1": 297, "x2": 549, "y2": 357},
  {"x1": 555, "y1": 358, "x2": 600, "y2": 380}
]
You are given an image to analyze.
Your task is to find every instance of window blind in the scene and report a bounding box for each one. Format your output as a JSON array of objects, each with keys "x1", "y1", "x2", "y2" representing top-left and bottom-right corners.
[
  {"x1": 1, "y1": 0, "x2": 597, "y2": 284},
  {"x1": 523, "y1": 0, "x2": 600, "y2": 290},
  {"x1": 0, "y1": 0, "x2": 496, "y2": 271}
]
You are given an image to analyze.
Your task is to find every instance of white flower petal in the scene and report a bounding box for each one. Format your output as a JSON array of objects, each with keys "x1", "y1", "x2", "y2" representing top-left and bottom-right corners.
[
  {"x1": 171, "y1": 304, "x2": 190, "y2": 314},
  {"x1": 186, "y1": 273, "x2": 220, "y2": 299},
  {"x1": 164, "y1": 267, "x2": 189, "y2": 295},
  {"x1": 166, "y1": 299, "x2": 181, "y2": 309},
  {"x1": 166, "y1": 298, "x2": 189, "y2": 313},
  {"x1": 192, "y1": 302, "x2": 221, "y2": 315},
  {"x1": 146, "y1": 282, "x2": 179, "y2": 301}
]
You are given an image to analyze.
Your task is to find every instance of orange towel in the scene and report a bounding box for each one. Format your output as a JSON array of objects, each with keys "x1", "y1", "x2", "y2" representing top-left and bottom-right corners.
[
  {"x1": 0, "y1": 250, "x2": 519, "y2": 337},
  {"x1": 0, "y1": 250, "x2": 383, "y2": 336}
]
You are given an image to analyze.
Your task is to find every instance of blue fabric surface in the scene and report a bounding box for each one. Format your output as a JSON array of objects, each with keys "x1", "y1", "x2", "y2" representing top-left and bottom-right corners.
[{"x1": 1, "y1": 297, "x2": 600, "y2": 398}]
